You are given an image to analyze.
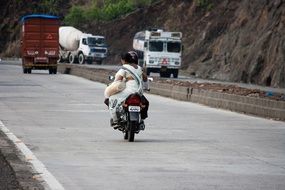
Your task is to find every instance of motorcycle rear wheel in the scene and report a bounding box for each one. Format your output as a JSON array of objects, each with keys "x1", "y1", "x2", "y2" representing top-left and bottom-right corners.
[{"x1": 127, "y1": 121, "x2": 137, "y2": 142}]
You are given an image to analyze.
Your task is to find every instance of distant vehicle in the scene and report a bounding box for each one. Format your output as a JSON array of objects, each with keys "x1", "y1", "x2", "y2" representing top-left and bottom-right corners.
[
  {"x1": 59, "y1": 26, "x2": 108, "y2": 65},
  {"x1": 20, "y1": 14, "x2": 60, "y2": 74},
  {"x1": 133, "y1": 29, "x2": 182, "y2": 78}
]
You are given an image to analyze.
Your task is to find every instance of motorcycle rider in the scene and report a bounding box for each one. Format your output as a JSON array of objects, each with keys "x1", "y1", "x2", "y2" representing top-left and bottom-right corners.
[{"x1": 104, "y1": 51, "x2": 148, "y2": 127}]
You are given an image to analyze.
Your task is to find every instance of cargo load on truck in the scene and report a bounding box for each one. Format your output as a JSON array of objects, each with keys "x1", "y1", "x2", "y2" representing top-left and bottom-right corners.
[
  {"x1": 59, "y1": 26, "x2": 108, "y2": 65},
  {"x1": 20, "y1": 14, "x2": 60, "y2": 74},
  {"x1": 59, "y1": 26, "x2": 83, "y2": 51},
  {"x1": 133, "y1": 29, "x2": 182, "y2": 78}
]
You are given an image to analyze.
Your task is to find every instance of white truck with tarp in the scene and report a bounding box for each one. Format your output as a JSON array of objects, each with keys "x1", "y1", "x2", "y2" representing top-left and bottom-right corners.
[
  {"x1": 59, "y1": 26, "x2": 108, "y2": 64},
  {"x1": 133, "y1": 29, "x2": 182, "y2": 78}
]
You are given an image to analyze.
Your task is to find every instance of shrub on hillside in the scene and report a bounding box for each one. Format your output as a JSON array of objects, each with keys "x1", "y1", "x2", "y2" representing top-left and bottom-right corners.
[
  {"x1": 64, "y1": 0, "x2": 157, "y2": 25},
  {"x1": 64, "y1": 6, "x2": 87, "y2": 27},
  {"x1": 195, "y1": 0, "x2": 214, "y2": 11}
]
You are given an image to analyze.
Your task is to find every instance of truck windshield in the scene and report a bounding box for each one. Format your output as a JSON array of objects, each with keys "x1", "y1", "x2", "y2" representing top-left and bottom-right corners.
[
  {"x1": 149, "y1": 41, "x2": 163, "y2": 52},
  {"x1": 87, "y1": 37, "x2": 106, "y2": 46},
  {"x1": 167, "y1": 42, "x2": 181, "y2": 53}
]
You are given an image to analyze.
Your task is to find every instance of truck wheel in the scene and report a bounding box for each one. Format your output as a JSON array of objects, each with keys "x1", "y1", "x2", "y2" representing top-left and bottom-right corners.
[
  {"x1": 87, "y1": 59, "x2": 93, "y2": 64},
  {"x1": 78, "y1": 53, "x2": 85, "y2": 64},
  {"x1": 166, "y1": 70, "x2": 171, "y2": 78},
  {"x1": 146, "y1": 68, "x2": 151, "y2": 76},
  {"x1": 53, "y1": 68, "x2": 57, "y2": 74},
  {"x1": 160, "y1": 70, "x2": 171, "y2": 78},
  {"x1": 58, "y1": 56, "x2": 64, "y2": 63},
  {"x1": 68, "y1": 54, "x2": 75, "y2": 64},
  {"x1": 49, "y1": 68, "x2": 57, "y2": 74},
  {"x1": 23, "y1": 68, "x2": 28, "y2": 74},
  {"x1": 96, "y1": 60, "x2": 102, "y2": 65},
  {"x1": 173, "y1": 69, "x2": 179, "y2": 78},
  {"x1": 27, "y1": 68, "x2": 32, "y2": 74}
]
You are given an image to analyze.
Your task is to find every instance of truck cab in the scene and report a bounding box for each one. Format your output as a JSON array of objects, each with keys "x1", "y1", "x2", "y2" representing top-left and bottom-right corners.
[
  {"x1": 77, "y1": 34, "x2": 108, "y2": 64},
  {"x1": 133, "y1": 29, "x2": 182, "y2": 78}
]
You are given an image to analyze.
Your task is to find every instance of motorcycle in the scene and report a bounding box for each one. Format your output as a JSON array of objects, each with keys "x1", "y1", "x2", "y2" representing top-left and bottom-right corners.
[{"x1": 105, "y1": 76, "x2": 150, "y2": 142}]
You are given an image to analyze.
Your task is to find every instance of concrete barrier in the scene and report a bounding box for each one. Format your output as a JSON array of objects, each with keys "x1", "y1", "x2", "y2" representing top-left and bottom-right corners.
[
  {"x1": 57, "y1": 64, "x2": 285, "y2": 121},
  {"x1": 0, "y1": 57, "x2": 21, "y2": 61},
  {"x1": 190, "y1": 89, "x2": 285, "y2": 120}
]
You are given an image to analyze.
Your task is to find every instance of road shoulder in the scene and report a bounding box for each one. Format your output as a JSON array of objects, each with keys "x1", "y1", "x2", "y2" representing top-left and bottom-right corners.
[{"x1": 0, "y1": 120, "x2": 62, "y2": 190}]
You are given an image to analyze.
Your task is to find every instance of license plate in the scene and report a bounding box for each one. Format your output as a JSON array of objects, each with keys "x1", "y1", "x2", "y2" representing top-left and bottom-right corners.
[
  {"x1": 128, "y1": 106, "x2": 140, "y2": 112},
  {"x1": 35, "y1": 57, "x2": 48, "y2": 62}
]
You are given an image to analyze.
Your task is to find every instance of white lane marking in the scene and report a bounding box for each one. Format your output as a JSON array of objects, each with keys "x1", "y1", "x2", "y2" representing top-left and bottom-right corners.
[
  {"x1": 51, "y1": 110, "x2": 107, "y2": 112},
  {"x1": 0, "y1": 120, "x2": 65, "y2": 190}
]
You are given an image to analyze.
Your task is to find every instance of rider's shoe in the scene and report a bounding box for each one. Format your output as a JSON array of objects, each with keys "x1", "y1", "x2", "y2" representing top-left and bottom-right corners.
[
  {"x1": 110, "y1": 119, "x2": 120, "y2": 129},
  {"x1": 139, "y1": 120, "x2": 145, "y2": 130},
  {"x1": 110, "y1": 118, "x2": 117, "y2": 126}
]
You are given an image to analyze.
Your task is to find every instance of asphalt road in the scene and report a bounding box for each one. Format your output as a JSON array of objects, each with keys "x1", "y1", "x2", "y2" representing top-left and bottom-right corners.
[
  {"x1": 1, "y1": 63, "x2": 285, "y2": 190},
  {"x1": 2, "y1": 59, "x2": 284, "y2": 94}
]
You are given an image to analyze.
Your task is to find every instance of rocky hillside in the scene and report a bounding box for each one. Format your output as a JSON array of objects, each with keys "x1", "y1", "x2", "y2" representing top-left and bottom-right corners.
[{"x1": 1, "y1": 0, "x2": 284, "y2": 87}]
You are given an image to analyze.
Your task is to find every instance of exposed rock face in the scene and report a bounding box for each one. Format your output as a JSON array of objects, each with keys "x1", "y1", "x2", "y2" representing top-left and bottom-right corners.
[
  {"x1": 1, "y1": 0, "x2": 284, "y2": 87},
  {"x1": 0, "y1": 0, "x2": 69, "y2": 57},
  {"x1": 0, "y1": 0, "x2": 24, "y2": 57},
  {"x1": 91, "y1": 0, "x2": 284, "y2": 88},
  {"x1": 188, "y1": 0, "x2": 285, "y2": 88}
]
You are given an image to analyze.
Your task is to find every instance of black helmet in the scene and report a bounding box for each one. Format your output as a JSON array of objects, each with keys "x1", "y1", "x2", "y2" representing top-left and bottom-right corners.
[{"x1": 124, "y1": 51, "x2": 138, "y2": 64}]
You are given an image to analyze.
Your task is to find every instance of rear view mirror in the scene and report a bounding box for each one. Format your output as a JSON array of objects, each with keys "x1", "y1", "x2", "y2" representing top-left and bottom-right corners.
[{"x1": 144, "y1": 42, "x2": 148, "y2": 48}]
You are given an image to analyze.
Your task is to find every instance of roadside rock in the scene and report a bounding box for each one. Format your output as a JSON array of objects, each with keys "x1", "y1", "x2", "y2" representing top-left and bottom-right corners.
[
  {"x1": 154, "y1": 77, "x2": 285, "y2": 102},
  {"x1": 0, "y1": 130, "x2": 45, "y2": 190}
]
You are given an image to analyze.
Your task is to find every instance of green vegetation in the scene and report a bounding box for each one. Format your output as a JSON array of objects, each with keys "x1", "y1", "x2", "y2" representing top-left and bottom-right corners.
[
  {"x1": 20, "y1": 0, "x2": 65, "y2": 16},
  {"x1": 37, "y1": 0, "x2": 65, "y2": 15},
  {"x1": 64, "y1": 6, "x2": 86, "y2": 27},
  {"x1": 64, "y1": 0, "x2": 156, "y2": 27},
  {"x1": 195, "y1": 0, "x2": 214, "y2": 11}
]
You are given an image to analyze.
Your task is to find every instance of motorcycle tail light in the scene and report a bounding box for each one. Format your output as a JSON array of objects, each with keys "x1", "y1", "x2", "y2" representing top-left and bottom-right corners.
[{"x1": 125, "y1": 95, "x2": 141, "y2": 106}]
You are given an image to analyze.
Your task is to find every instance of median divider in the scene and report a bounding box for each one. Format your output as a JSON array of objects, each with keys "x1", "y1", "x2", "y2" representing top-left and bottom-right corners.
[{"x1": 58, "y1": 64, "x2": 285, "y2": 121}]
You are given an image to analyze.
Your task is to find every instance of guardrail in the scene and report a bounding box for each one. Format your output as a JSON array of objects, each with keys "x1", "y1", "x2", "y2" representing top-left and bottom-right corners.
[
  {"x1": 58, "y1": 64, "x2": 285, "y2": 121},
  {"x1": 0, "y1": 57, "x2": 21, "y2": 61}
]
